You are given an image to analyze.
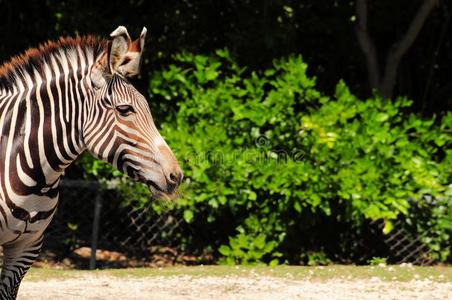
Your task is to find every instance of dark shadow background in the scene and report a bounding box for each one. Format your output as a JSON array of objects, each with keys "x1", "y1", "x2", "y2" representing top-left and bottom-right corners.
[{"x1": 0, "y1": 0, "x2": 450, "y2": 115}]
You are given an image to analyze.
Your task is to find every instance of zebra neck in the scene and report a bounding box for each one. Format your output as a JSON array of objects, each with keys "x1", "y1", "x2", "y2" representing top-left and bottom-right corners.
[{"x1": 0, "y1": 64, "x2": 95, "y2": 192}]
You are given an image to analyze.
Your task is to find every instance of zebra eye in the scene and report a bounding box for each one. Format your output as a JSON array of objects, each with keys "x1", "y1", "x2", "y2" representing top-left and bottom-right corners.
[{"x1": 115, "y1": 104, "x2": 135, "y2": 116}]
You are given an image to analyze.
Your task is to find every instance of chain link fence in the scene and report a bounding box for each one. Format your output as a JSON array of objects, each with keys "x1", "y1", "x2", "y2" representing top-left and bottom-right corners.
[
  {"x1": 372, "y1": 196, "x2": 448, "y2": 266},
  {"x1": 370, "y1": 219, "x2": 436, "y2": 266},
  {"x1": 41, "y1": 180, "x2": 189, "y2": 269},
  {"x1": 1, "y1": 180, "x2": 443, "y2": 268}
]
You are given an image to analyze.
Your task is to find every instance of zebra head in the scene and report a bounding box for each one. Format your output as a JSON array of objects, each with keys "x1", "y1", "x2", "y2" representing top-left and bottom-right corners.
[{"x1": 84, "y1": 26, "x2": 183, "y2": 199}]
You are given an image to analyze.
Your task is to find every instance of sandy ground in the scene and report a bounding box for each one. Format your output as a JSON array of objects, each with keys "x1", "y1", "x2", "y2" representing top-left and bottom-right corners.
[{"x1": 18, "y1": 274, "x2": 452, "y2": 300}]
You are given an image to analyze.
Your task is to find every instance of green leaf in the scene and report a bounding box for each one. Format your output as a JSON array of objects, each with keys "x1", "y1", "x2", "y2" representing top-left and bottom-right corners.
[
  {"x1": 294, "y1": 201, "x2": 302, "y2": 213},
  {"x1": 218, "y1": 245, "x2": 231, "y2": 256},
  {"x1": 269, "y1": 259, "x2": 279, "y2": 267},
  {"x1": 382, "y1": 220, "x2": 393, "y2": 234},
  {"x1": 67, "y1": 223, "x2": 78, "y2": 231},
  {"x1": 376, "y1": 113, "x2": 389, "y2": 122},
  {"x1": 183, "y1": 210, "x2": 194, "y2": 223},
  {"x1": 254, "y1": 234, "x2": 266, "y2": 249}
]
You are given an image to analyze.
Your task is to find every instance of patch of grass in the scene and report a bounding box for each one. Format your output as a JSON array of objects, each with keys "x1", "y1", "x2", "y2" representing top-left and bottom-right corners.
[
  {"x1": 26, "y1": 269, "x2": 84, "y2": 281},
  {"x1": 25, "y1": 265, "x2": 452, "y2": 283}
]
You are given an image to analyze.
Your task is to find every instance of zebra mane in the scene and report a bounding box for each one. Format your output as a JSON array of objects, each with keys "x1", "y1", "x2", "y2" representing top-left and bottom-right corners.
[{"x1": 0, "y1": 36, "x2": 108, "y2": 90}]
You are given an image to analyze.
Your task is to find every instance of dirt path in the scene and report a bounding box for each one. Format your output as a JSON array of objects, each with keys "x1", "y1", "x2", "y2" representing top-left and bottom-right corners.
[{"x1": 18, "y1": 274, "x2": 451, "y2": 300}]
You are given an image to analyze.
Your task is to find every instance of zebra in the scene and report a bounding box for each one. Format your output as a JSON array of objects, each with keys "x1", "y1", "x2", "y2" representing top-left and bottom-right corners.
[{"x1": 0, "y1": 26, "x2": 183, "y2": 299}]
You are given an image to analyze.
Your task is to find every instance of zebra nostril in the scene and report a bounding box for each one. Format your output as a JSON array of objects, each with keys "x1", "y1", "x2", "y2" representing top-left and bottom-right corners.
[
  {"x1": 168, "y1": 170, "x2": 184, "y2": 187},
  {"x1": 166, "y1": 172, "x2": 181, "y2": 194},
  {"x1": 169, "y1": 172, "x2": 179, "y2": 184}
]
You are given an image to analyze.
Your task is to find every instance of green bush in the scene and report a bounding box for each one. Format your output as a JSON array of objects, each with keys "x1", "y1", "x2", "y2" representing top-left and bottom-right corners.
[
  {"x1": 148, "y1": 50, "x2": 451, "y2": 264},
  {"x1": 75, "y1": 50, "x2": 450, "y2": 264}
]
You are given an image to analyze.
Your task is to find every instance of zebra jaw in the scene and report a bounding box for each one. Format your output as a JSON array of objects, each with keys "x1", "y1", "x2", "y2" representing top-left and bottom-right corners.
[
  {"x1": 125, "y1": 165, "x2": 177, "y2": 200},
  {"x1": 146, "y1": 180, "x2": 178, "y2": 201}
]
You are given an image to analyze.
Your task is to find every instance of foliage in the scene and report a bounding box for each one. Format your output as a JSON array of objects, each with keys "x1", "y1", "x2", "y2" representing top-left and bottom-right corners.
[
  {"x1": 218, "y1": 233, "x2": 280, "y2": 266},
  {"x1": 368, "y1": 257, "x2": 388, "y2": 266},
  {"x1": 304, "y1": 251, "x2": 332, "y2": 266},
  {"x1": 72, "y1": 50, "x2": 450, "y2": 264},
  {"x1": 147, "y1": 50, "x2": 451, "y2": 264}
]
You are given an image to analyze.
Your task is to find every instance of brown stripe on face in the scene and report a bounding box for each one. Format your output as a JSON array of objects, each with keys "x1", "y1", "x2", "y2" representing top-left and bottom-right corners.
[
  {"x1": 115, "y1": 123, "x2": 149, "y2": 145},
  {"x1": 119, "y1": 147, "x2": 159, "y2": 165}
]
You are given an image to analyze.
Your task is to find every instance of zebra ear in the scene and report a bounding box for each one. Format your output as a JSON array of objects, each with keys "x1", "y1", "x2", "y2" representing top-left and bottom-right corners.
[
  {"x1": 116, "y1": 27, "x2": 147, "y2": 77},
  {"x1": 91, "y1": 26, "x2": 147, "y2": 88},
  {"x1": 109, "y1": 26, "x2": 132, "y2": 73}
]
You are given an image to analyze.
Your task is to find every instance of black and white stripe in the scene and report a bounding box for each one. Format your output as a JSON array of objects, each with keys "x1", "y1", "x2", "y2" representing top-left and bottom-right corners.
[{"x1": 0, "y1": 26, "x2": 182, "y2": 299}]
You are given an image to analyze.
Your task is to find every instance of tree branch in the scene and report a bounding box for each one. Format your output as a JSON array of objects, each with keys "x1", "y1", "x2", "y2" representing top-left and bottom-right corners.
[
  {"x1": 355, "y1": 0, "x2": 380, "y2": 90},
  {"x1": 381, "y1": 0, "x2": 439, "y2": 98}
]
